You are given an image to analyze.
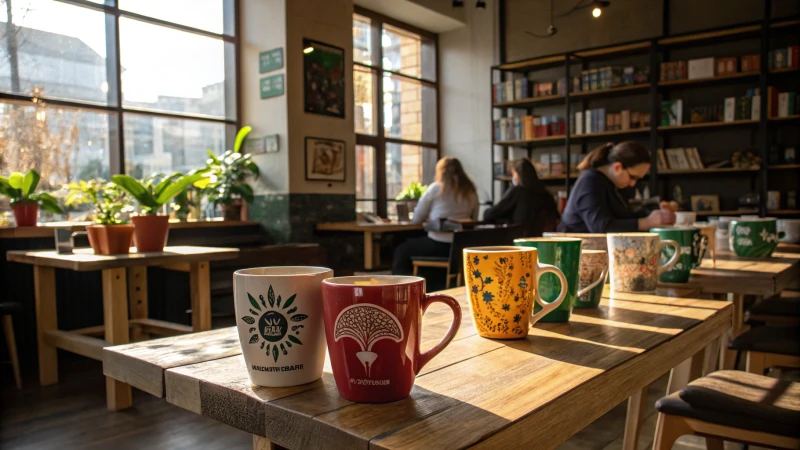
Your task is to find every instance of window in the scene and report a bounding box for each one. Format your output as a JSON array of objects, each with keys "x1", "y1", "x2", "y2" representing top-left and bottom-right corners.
[
  {"x1": 1, "y1": 0, "x2": 237, "y2": 221},
  {"x1": 353, "y1": 9, "x2": 438, "y2": 217}
]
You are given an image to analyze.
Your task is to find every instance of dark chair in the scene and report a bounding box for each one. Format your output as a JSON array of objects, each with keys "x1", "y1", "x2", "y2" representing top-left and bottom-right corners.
[
  {"x1": 653, "y1": 370, "x2": 800, "y2": 450},
  {"x1": 0, "y1": 301, "x2": 22, "y2": 390},
  {"x1": 728, "y1": 325, "x2": 800, "y2": 375},
  {"x1": 745, "y1": 292, "x2": 800, "y2": 326},
  {"x1": 411, "y1": 225, "x2": 523, "y2": 288}
]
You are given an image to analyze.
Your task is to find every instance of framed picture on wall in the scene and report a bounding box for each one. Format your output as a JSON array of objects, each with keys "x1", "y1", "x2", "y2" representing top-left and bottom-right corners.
[
  {"x1": 691, "y1": 195, "x2": 720, "y2": 213},
  {"x1": 305, "y1": 137, "x2": 346, "y2": 182},
  {"x1": 303, "y1": 38, "x2": 345, "y2": 118}
]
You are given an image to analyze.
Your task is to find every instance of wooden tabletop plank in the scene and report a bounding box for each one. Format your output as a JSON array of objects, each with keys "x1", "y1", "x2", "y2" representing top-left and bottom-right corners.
[
  {"x1": 7, "y1": 246, "x2": 239, "y2": 271},
  {"x1": 316, "y1": 222, "x2": 424, "y2": 233},
  {"x1": 139, "y1": 291, "x2": 729, "y2": 449}
]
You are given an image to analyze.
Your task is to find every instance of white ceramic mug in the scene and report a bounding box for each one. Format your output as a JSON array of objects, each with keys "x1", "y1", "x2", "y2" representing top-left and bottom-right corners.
[
  {"x1": 777, "y1": 219, "x2": 800, "y2": 244},
  {"x1": 674, "y1": 211, "x2": 697, "y2": 227},
  {"x1": 233, "y1": 266, "x2": 333, "y2": 387}
]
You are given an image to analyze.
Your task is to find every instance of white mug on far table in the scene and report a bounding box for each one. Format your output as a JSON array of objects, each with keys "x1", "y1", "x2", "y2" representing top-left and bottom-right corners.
[{"x1": 674, "y1": 211, "x2": 697, "y2": 227}]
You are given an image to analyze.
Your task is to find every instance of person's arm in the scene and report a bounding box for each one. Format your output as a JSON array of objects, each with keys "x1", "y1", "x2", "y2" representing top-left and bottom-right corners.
[
  {"x1": 470, "y1": 193, "x2": 480, "y2": 220},
  {"x1": 575, "y1": 188, "x2": 638, "y2": 233},
  {"x1": 483, "y1": 187, "x2": 518, "y2": 222},
  {"x1": 411, "y1": 183, "x2": 438, "y2": 224}
]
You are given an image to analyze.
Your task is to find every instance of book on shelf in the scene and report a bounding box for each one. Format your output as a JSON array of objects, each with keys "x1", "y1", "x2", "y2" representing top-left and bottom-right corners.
[
  {"x1": 751, "y1": 95, "x2": 761, "y2": 120},
  {"x1": 741, "y1": 54, "x2": 760, "y2": 73},
  {"x1": 539, "y1": 154, "x2": 551, "y2": 177},
  {"x1": 665, "y1": 148, "x2": 691, "y2": 170},
  {"x1": 778, "y1": 92, "x2": 796, "y2": 117},
  {"x1": 589, "y1": 69, "x2": 599, "y2": 91},
  {"x1": 621, "y1": 110, "x2": 631, "y2": 131},
  {"x1": 716, "y1": 57, "x2": 738, "y2": 75},
  {"x1": 724, "y1": 97, "x2": 736, "y2": 122},
  {"x1": 574, "y1": 111, "x2": 583, "y2": 135},
  {"x1": 514, "y1": 78, "x2": 528, "y2": 101},
  {"x1": 686, "y1": 147, "x2": 704, "y2": 169},
  {"x1": 661, "y1": 100, "x2": 683, "y2": 126},
  {"x1": 688, "y1": 57, "x2": 714, "y2": 79},
  {"x1": 504, "y1": 80, "x2": 515, "y2": 102},
  {"x1": 550, "y1": 153, "x2": 565, "y2": 176},
  {"x1": 657, "y1": 149, "x2": 668, "y2": 170}
]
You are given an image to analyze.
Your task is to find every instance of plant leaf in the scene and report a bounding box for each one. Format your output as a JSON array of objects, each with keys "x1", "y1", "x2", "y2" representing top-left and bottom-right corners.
[
  {"x1": 282, "y1": 294, "x2": 296, "y2": 310},
  {"x1": 38, "y1": 193, "x2": 64, "y2": 214},
  {"x1": 233, "y1": 126, "x2": 252, "y2": 153},
  {"x1": 155, "y1": 172, "x2": 207, "y2": 205},
  {"x1": 193, "y1": 176, "x2": 211, "y2": 189},
  {"x1": 272, "y1": 345, "x2": 278, "y2": 362},
  {"x1": 276, "y1": 295, "x2": 282, "y2": 308},
  {"x1": 111, "y1": 175, "x2": 159, "y2": 208},
  {"x1": 246, "y1": 161, "x2": 260, "y2": 178},
  {"x1": 154, "y1": 172, "x2": 182, "y2": 199},
  {"x1": 206, "y1": 149, "x2": 221, "y2": 164},
  {"x1": 248, "y1": 334, "x2": 259, "y2": 344},
  {"x1": 8, "y1": 172, "x2": 24, "y2": 189},
  {"x1": 242, "y1": 316, "x2": 255, "y2": 324},
  {"x1": 22, "y1": 170, "x2": 40, "y2": 197},
  {"x1": 287, "y1": 335, "x2": 302, "y2": 346},
  {"x1": 268, "y1": 285, "x2": 275, "y2": 307},
  {"x1": 247, "y1": 293, "x2": 261, "y2": 311}
]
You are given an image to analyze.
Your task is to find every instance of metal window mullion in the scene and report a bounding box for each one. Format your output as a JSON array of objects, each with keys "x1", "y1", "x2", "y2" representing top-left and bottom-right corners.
[
  {"x1": 107, "y1": 7, "x2": 124, "y2": 175},
  {"x1": 372, "y1": 15, "x2": 387, "y2": 217}
]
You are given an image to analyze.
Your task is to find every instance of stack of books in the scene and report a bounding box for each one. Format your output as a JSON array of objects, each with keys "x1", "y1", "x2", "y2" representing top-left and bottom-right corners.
[
  {"x1": 724, "y1": 88, "x2": 761, "y2": 122},
  {"x1": 492, "y1": 76, "x2": 567, "y2": 103},
  {"x1": 768, "y1": 46, "x2": 800, "y2": 70},
  {"x1": 573, "y1": 109, "x2": 650, "y2": 135},
  {"x1": 576, "y1": 65, "x2": 648, "y2": 92},
  {"x1": 767, "y1": 87, "x2": 800, "y2": 118},
  {"x1": 494, "y1": 115, "x2": 566, "y2": 141}
]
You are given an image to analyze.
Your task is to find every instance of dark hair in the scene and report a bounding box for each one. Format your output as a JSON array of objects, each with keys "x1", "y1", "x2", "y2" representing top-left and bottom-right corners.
[
  {"x1": 577, "y1": 141, "x2": 651, "y2": 171},
  {"x1": 513, "y1": 158, "x2": 547, "y2": 193}
]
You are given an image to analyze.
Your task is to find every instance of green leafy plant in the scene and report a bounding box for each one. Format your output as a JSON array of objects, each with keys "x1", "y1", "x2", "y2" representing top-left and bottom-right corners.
[
  {"x1": 198, "y1": 126, "x2": 260, "y2": 205},
  {"x1": 112, "y1": 171, "x2": 208, "y2": 215},
  {"x1": 0, "y1": 169, "x2": 64, "y2": 213},
  {"x1": 65, "y1": 179, "x2": 133, "y2": 225},
  {"x1": 395, "y1": 181, "x2": 427, "y2": 201}
]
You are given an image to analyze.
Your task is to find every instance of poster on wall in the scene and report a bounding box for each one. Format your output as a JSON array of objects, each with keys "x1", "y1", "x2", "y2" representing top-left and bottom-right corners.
[
  {"x1": 303, "y1": 38, "x2": 345, "y2": 118},
  {"x1": 305, "y1": 137, "x2": 346, "y2": 182}
]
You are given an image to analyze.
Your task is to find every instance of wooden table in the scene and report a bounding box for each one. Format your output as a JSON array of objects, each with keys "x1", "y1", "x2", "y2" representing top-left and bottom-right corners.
[
  {"x1": 0, "y1": 219, "x2": 260, "y2": 239},
  {"x1": 778, "y1": 242, "x2": 800, "y2": 254},
  {"x1": 103, "y1": 287, "x2": 730, "y2": 449},
  {"x1": 316, "y1": 222, "x2": 424, "y2": 270},
  {"x1": 6, "y1": 245, "x2": 239, "y2": 411}
]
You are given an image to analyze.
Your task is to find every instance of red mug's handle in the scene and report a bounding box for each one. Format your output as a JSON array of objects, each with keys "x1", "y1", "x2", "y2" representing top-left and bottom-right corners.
[{"x1": 415, "y1": 293, "x2": 462, "y2": 375}]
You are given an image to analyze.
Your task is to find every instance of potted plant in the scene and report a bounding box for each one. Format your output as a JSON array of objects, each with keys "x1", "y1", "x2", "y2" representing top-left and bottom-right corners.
[
  {"x1": 395, "y1": 180, "x2": 427, "y2": 213},
  {"x1": 0, "y1": 170, "x2": 63, "y2": 226},
  {"x1": 65, "y1": 180, "x2": 134, "y2": 255},
  {"x1": 112, "y1": 171, "x2": 208, "y2": 253},
  {"x1": 199, "y1": 126, "x2": 260, "y2": 221}
]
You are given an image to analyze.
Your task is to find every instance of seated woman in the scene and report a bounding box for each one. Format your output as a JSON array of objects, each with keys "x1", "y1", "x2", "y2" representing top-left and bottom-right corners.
[
  {"x1": 559, "y1": 141, "x2": 675, "y2": 233},
  {"x1": 392, "y1": 157, "x2": 479, "y2": 275},
  {"x1": 483, "y1": 158, "x2": 559, "y2": 237}
]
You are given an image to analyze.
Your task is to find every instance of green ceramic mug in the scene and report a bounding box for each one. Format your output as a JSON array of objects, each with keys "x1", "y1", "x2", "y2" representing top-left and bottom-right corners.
[
  {"x1": 515, "y1": 237, "x2": 601, "y2": 322},
  {"x1": 729, "y1": 218, "x2": 784, "y2": 257},
  {"x1": 650, "y1": 227, "x2": 708, "y2": 283}
]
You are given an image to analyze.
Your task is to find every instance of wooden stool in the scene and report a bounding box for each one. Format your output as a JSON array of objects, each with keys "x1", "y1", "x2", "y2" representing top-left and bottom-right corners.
[
  {"x1": 0, "y1": 301, "x2": 22, "y2": 390},
  {"x1": 745, "y1": 296, "x2": 800, "y2": 326},
  {"x1": 653, "y1": 370, "x2": 800, "y2": 450},
  {"x1": 728, "y1": 325, "x2": 800, "y2": 375}
]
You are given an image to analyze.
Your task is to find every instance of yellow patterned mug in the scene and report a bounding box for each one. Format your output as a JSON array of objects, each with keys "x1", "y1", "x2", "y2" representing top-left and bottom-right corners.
[{"x1": 463, "y1": 246, "x2": 568, "y2": 339}]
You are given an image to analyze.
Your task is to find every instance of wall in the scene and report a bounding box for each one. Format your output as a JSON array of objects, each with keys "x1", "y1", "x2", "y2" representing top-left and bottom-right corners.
[{"x1": 439, "y1": 1, "x2": 498, "y2": 204}]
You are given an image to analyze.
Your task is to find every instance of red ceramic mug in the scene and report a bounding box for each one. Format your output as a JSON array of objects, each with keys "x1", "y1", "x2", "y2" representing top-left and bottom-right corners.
[{"x1": 321, "y1": 276, "x2": 461, "y2": 403}]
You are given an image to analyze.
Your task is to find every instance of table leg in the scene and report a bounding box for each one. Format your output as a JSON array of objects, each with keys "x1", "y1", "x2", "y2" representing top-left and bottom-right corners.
[
  {"x1": 667, "y1": 349, "x2": 704, "y2": 395},
  {"x1": 720, "y1": 293, "x2": 745, "y2": 370},
  {"x1": 34, "y1": 265, "x2": 58, "y2": 386},
  {"x1": 103, "y1": 267, "x2": 132, "y2": 411},
  {"x1": 702, "y1": 337, "x2": 721, "y2": 375},
  {"x1": 190, "y1": 261, "x2": 212, "y2": 331},
  {"x1": 127, "y1": 266, "x2": 148, "y2": 341},
  {"x1": 363, "y1": 232, "x2": 374, "y2": 270},
  {"x1": 622, "y1": 387, "x2": 648, "y2": 450}
]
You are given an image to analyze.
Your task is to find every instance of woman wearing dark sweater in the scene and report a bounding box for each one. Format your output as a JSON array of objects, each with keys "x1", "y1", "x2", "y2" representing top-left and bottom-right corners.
[
  {"x1": 483, "y1": 158, "x2": 559, "y2": 237},
  {"x1": 559, "y1": 141, "x2": 675, "y2": 233}
]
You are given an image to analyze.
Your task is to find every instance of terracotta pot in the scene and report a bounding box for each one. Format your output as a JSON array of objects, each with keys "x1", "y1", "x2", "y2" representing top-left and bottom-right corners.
[
  {"x1": 86, "y1": 225, "x2": 134, "y2": 255},
  {"x1": 222, "y1": 202, "x2": 242, "y2": 221},
  {"x1": 131, "y1": 214, "x2": 170, "y2": 253},
  {"x1": 12, "y1": 201, "x2": 38, "y2": 227}
]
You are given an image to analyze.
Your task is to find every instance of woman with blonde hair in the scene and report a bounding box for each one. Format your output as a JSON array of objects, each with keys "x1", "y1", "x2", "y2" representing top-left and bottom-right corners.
[{"x1": 392, "y1": 157, "x2": 479, "y2": 275}]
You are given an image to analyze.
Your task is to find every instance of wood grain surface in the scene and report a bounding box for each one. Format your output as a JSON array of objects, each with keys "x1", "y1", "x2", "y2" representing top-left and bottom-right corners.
[
  {"x1": 104, "y1": 287, "x2": 731, "y2": 450},
  {"x1": 6, "y1": 246, "x2": 239, "y2": 271}
]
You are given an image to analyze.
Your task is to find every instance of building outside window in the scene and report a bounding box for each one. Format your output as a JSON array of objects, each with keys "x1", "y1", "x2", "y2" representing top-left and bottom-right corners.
[
  {"x1": 0, "y1": 0, "x2": 237, "y2": 222},
  {"x1": 352, "y1": 9, "x2": 438, "y2": 217}
]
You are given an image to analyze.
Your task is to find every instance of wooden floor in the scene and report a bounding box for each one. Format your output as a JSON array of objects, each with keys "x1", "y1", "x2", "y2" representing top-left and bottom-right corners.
[{"x1": 0, "y1": 356, "x2": 756, "y2": 450}]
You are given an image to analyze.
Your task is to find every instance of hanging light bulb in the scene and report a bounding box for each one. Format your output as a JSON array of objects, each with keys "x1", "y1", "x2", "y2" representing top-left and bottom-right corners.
[
  {"x1": 476, "y1": 0, "x2": 486, "y2": 8},
  {"x1": 592, "y1": 7, "x2": 602, "y2": 17}
]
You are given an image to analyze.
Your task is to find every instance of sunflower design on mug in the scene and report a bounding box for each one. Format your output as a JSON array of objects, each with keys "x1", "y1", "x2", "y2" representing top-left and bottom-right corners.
[{"x1": 240, "y1": 285, "x2": 308, "y2": 363}]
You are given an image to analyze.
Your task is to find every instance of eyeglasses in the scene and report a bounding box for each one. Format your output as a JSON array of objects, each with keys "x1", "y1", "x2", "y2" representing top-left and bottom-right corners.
[{"x1": 625, "y1": 168, "x2": 643, "y2": 181}]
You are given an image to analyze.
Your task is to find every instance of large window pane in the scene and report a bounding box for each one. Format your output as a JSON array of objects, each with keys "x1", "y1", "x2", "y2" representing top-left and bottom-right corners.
[
  {"x1": 382, "y1": 24, "x2": 435, "y2": 81},
  {"x1": 120, "y1": 18, "x2": 228, "y2": 118},
  {"x1": 0, "y1": 0, "x2": 110, "y2": 105},
  {"x1": 353, "y1": 15, "x2": 372, "y2": 65},
  {"x1": 354, "y1": 66, "x2": 376, "y2": 135},
  {"x1": 355, "y1": 145, "x2": 376, "y2": 214},
  {"x1": 124, "y1": 113, "x2": 230, "y2": 177},
  {"x1": 383, "y1": 76, "x2": 437, "y2": 143},
  {"x1": 119, "y1": 0, "x2": 228, "y2": 35},
  {"x1": 385, "y1": 143, "x2": 436, "y2": 201}
]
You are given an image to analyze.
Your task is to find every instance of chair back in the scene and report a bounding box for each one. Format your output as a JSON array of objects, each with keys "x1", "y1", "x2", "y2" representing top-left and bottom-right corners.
[{"x1": 447, "y1": 225, "x2": 523, "y2": 276}]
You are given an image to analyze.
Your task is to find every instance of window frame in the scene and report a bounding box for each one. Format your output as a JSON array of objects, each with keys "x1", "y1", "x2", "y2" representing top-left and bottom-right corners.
[
  {"x1": 0, "y1": 0, "x2": 240, "y2": 176},
  {"x1": 353, "y1": 6, "x2": 440, "y2": 218}
]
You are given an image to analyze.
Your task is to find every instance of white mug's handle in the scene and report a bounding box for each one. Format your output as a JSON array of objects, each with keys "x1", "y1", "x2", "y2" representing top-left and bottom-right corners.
[
  {"x1": 530, "y1": 263, "x2": 568, "y2": 326},
  {"x1": 577, "y1": 268, "x2": 608, "y2": 297},
  {"x1": 657, "y1": 239, "x2": 681, "y2": 276}
]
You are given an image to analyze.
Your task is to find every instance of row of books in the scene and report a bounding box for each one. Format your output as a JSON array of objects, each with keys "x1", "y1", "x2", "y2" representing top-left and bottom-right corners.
[
  {"x1": 535, "y1": 154, "x2": 579, "y2": 178},
  {"x1": 766, "y1": 87, "x2": 800, "y2": 118},
  {"x1": 575, "y1": 66, "x2": 649, "y2": 92},
  {"x1": 660, "y1": 54, "x2": 762, "y2": 81},
  {"x1": 572, "y1": 109, "x2": 650, "y2": 135},
  {"x1": 769, "y1": 46, "x2": 800, "y2": 70},
  {"x1": 493, "y1": 115, "x2": 566, "y2": 142},
  {"x1": 492, "y1": 78, "x2": 567, "y2": 103},
  {"x1": 656, "y1": 147, "x2": 705, "y2": 171}
]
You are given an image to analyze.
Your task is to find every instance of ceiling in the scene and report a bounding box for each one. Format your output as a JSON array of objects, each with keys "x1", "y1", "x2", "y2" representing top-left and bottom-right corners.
[{"x1": 354, "y1": 0, "x2": 467, "y2": 33}]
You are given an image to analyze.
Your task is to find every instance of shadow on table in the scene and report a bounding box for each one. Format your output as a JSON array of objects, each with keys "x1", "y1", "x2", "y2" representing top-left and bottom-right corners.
[
  {"x1": 582, "y1": 304, "x2": 702, "y2": 330},
  {"x1": 502, "y1": 334, "x2": 638, "y2": 370}
]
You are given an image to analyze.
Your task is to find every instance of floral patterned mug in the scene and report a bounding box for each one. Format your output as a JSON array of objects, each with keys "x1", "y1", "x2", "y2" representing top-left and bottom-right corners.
[
  {"x1": 607, "y1": 233, "x2": 680, "y2": 293},
  {"x1": 463, "y1": 246, "x2": 567, "y2": 339}
]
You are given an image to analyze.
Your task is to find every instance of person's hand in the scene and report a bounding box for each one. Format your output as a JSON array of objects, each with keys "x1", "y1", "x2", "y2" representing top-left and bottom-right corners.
[
  {"x1": 639, "y1": 209, "x2": 665, "y2": 230},
  {"x1": 659, "y1": 201, "x2": 679, "y2": 212},
  {"x1": 659, "y1": 207, "x2": 676, "y2": 225}
]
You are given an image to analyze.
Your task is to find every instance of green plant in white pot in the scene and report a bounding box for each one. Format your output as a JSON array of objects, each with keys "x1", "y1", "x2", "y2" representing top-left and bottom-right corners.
[{"x1": 112, "y1": 171, "x2": 207, "y2": 253}]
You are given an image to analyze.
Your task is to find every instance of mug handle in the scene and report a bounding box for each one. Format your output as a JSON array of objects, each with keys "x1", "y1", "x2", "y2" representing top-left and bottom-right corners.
[
  {"x1": 695, "y1": 234, "x2": 709, "y2": 266},
  {"x1": 658, "y1": 239, "x2": 681, "y2": 276},
  {"x1": 415, "y1": 293, "x2": 462, "y2": 375},
  {"x1": 530, "y1": 263, "x2": 568, "y2": 326},
  {"x1": 577, "y1": 268, "x2": 608, "y2": 297}
]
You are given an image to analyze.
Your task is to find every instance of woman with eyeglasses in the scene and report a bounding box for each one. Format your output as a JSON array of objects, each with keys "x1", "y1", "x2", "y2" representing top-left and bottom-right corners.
[{"x1": 558, "y1": 141, "x2": 676, "y2": 232}]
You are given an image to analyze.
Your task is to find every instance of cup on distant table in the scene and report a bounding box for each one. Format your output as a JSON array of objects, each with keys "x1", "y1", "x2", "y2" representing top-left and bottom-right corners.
[
  {"x1": 650, "y1": 227, "x2": 708, "y2": 283},
  {"x1": 674, "y1": 211, "x2": 697, "y2": 227},
  {"x1": 575, "y1": 249, "x2": 609, "y2": 308},
  {"x1": 777, "y1": 219, "x2": 800, "y2": 244},
  {"x1": 321, "y1": 276, "x2": 461, "y2": 403},
  {"x1": 607, "y1": 233, "x2": 680, "y2": 293},
  {"x1": 729, "y1": 218, "x2": 783, "y2": 257},
  {"x1": 233, "y1": 266, "x2": 332, "y2": 387},
  {"x1": 463, "y1": 246, "x2": 567, "y2": 338}
]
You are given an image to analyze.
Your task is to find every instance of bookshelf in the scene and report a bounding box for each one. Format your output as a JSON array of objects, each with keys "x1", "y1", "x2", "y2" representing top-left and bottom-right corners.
[
  {"x1": 696, "y1": 209, "x2": 759, "y2": 216},
  {"x1": 769, "y1": 210, "x2": 800, "y2": 215},
  {"x1": 491, "y1": 15, "x2": 799, "y2": 217}
]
